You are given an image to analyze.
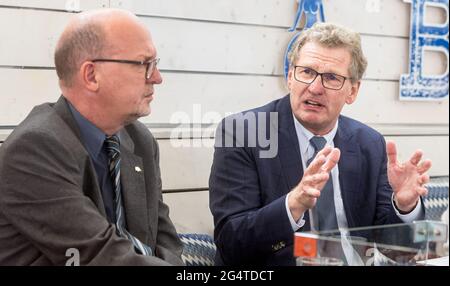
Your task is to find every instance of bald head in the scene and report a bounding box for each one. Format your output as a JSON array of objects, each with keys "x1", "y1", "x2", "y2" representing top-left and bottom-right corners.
[{"x1": 54, "y1": 9, "x2": 146, "y2": 87}]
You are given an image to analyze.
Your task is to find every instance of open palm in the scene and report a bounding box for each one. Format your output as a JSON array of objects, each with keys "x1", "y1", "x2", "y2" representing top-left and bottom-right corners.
[{"x1": 386, "y1": 141, "x2": 432, "y2": 212}]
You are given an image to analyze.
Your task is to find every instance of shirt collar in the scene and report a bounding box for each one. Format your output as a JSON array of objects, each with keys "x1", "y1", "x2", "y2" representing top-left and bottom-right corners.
[
  {"x1": 292, "y1": 113, "x2": 339, "y2": 156},
  {"x1": 68, "y1": 101, "x2": 108, "y2": 159}
]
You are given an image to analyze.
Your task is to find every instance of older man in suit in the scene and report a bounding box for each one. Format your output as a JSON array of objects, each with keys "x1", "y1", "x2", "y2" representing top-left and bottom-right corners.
[
  {"x1": 209, "y1": 22, "x2": 432, "y2": 266},
  {"x1": 0, "y1": 9, "x2": 183, "y2": 265}
]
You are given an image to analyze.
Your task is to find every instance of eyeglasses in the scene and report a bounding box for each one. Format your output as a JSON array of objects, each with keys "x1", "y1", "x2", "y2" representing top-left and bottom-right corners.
[
  {"x1": 292, "y1": 66, "x2": 350, "y2": 90},
  {"x1": 92, "y1": 58, "x2": 160, "y2": 80}
]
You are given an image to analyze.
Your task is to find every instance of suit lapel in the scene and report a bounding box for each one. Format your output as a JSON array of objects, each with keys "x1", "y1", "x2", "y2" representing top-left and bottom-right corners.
[
  {"x1": 53, "y1": 96, "x2": 106, "y2": 217},
  {"x1": 277, "y1": 96, "x2": 312, "y2": 230},
  {"x1": 334, "y1": 117, "x2": 360, "y2": 228},
  {"x1": 119, "y1": 130, "x2": 152, "y2": 246},
  {"x1": 54, "y1": 96, "x2": 83, "y2": 140},
  {"x1": 277, "y1": 95, "x2": 304, "y2": 193}
]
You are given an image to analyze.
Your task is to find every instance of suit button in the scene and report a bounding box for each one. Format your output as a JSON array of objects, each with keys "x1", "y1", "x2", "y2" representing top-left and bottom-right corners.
[{"x1": 272, "y1": 241, "x2": 286, "y2": 251}]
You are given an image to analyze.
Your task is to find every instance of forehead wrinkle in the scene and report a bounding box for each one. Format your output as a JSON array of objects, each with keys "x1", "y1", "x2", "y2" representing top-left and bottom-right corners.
[{"x1": 298, "y1": 48, "x2": 350, "y2": 75}]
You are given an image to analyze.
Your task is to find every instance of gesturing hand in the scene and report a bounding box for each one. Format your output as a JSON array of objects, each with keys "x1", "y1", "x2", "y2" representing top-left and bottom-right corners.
[
  {"x1": 386, "y1": 141, "x2": 432, "y2": 213},
  {"x1": 288, "y1": 146, "x2": 341, "y2": 220}
]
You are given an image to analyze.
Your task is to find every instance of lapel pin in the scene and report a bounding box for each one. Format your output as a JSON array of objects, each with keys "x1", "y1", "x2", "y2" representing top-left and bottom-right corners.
[{"x1": 135, "y1": 166, "x2": 142, "y2": 172}]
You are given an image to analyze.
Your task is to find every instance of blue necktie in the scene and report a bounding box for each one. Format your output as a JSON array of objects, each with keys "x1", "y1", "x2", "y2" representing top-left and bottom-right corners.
[
  {"x1": 308, "y1": 136, "x2": 339, "y2": 231},
  {"x1": 104, "y1": 135, "x2": 153, "y2": 256}
]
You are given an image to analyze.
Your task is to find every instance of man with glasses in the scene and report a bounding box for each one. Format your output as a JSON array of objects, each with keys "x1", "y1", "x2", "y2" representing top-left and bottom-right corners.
[
  {"x1": 209, "y1": 22, "x2": 431, "y2": 266},
  {"x1": 0, "y1": 9, "x2": 183, "y2": 265}
]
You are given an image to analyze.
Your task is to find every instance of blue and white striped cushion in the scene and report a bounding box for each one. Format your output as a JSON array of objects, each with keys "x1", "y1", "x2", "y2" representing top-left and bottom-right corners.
[
  {"x1": 424, "y1": 177, "x2": 449, "y2": 221},
  {"x1": 179, "y1": 233, "x2": 216, "y2": 266}
]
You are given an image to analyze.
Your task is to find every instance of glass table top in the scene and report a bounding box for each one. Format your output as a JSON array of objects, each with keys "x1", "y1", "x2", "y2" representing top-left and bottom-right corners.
[{"x1": 294, "y1": 220, "x2": 448, "y2": 266}]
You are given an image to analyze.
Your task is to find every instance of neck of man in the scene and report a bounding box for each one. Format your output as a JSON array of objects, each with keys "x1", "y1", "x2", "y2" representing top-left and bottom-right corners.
[{"x1": 63, "y1": 93, "x2": 124, "y2": 136}]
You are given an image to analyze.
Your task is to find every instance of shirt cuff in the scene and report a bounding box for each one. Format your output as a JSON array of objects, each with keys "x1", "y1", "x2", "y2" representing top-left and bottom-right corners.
[
  {"x1": 285, "y1": 193, "x2": 306, "y2": 231},
  {"x1": 391, "y1": 193, "x2": 423, "y2": 223}
]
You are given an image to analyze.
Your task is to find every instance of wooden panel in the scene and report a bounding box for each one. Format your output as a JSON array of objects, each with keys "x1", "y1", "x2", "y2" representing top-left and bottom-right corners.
[
  {"x1": 342, "y1": 80, "x2": 449, "y2": 125},
  {"x1": 362, "y1": 35, "x2": 408, "y2": 80},
  {"x1": 2, "y1": 8, "x2": 445, "y2": 81},
  {"x1": 0, "y1": 8, "x2": 288, "y2": 73},
  {"x1": 0, "y1": 69, "x2": 282, "y2": 126},
  {"x1": 110, "y1": 0, "x2": 297, "y2": 28},
  {"x1": 144, "y1": 17, "x2": 287, "y2": 76},
  {"x1": 110, "y1": 0, "x2": 413, "y2": 37},
  {"x1": 0, "y1": 69, "x2": 60, "y2": 126},
  {"x1": 0, "y1": 0, "x2": 108, "y2": 11},
  {"x1": 0, "y1": 8, "x2": 72, "y2": 67},
  {"x1": 0, "y1": 0, "x2": 418, "y2": 38},
  {"x1": 4, "y1": 0, "x2": 438, "y2": 40},
  {"x1": 146, "y1": 73, "x2": 284, "y2": 125},
  {"x1": 146, "y1": 18, "x2": 432, "y2": 80},
  {"x1": 158, "y1": 139, "x2": 214, "y2": 190},
  {"x1": 163, "y1": 190, "x2": 213, "y2": 235},
  {"x1": 324, "y1": 0, "x2": 411, "y2": 38},
  {"x1": 1, "y1": 69, "x2": 447, "y2": 127}
]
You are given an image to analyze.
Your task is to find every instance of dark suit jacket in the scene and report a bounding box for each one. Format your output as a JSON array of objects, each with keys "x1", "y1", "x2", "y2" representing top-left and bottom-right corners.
[
  {"x1": 0, "y1": 96, "x2": 183, "y2": 265},
  {"x1": 209, "y1": 95, "x2": 417, "y2": 266}
]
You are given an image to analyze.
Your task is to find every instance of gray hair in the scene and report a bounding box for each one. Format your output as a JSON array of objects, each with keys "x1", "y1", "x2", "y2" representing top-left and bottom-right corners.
[
  {"x1": 54, "y1": 21, "x2": 106, "y2": 87},
  {"x1": 288, "y1": 22, "x2": 367, "y2": 82}
]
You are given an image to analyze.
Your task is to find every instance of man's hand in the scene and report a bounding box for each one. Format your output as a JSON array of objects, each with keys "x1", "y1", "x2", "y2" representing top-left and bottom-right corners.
[
  {"x1": 386, "y1": 141, "x2": 432, "y2": 213},
  {"x1": 288, "y1": 146, "x2": 341, "y2": 221}
]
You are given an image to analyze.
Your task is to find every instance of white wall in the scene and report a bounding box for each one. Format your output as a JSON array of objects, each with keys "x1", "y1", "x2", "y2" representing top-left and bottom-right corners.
[{"x1": 0, "y1": 0, "x2": 448, "y2": 234}]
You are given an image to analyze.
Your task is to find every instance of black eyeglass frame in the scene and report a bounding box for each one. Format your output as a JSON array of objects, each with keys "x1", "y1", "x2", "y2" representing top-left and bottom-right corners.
[
  {"x1": 292, "y1": 65, "x2": 352, "y2": 90},
  {"x1": 92, "y1": 58, "x2": 160, "y2": 79}
]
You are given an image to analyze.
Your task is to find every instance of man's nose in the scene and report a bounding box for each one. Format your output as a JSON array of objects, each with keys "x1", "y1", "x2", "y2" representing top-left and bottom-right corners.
[
  {"x1": 307, "y1": 74, "x2": 325, "y2": 94},
  {"x1": 147, "y1": 68, "x2": 163, "y2": 84}
]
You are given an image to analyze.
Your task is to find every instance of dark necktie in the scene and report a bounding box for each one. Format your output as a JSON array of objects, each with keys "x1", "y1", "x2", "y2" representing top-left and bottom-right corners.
[
  {"x1": 104, "y1": 135, "x2": 153, "y2": 256},
  {"x1": 307, "y1": 136, "x2": 339, "y2": 231}
]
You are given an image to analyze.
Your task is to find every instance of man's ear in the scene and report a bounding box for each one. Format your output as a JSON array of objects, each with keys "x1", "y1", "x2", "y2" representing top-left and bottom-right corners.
[
  {"x1": 80, "y1": 61, "x2": 99, "y2": 92},
  {"x1": 346, "y1": 80, "x2": 361, "y2": 104}
]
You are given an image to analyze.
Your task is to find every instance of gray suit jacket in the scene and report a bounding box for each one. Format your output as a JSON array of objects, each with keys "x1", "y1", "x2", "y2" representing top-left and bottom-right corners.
[{"x1": 0, "y1": 96, "x2": 184, "y2": 265}]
